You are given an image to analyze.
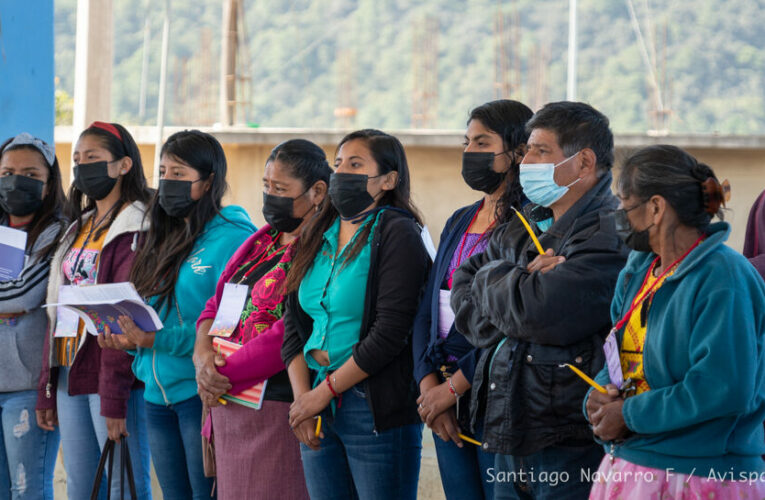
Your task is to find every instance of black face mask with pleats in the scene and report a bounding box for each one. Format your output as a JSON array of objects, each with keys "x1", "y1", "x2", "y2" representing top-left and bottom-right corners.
[
  {"x1": 614, "y1": 207, "x2": 653, "y2": 252},
  {"x1": 74, "y1": 161, "x2": 118, "y2": 200},
  {"x1": 262, "y1": 191, "x2": 308, "y2": 233},
  {"x1": 0, "y1": 175, "x2": 44, "y2": 216},
  {"x1": 461, "y1": 152, "x2": 506, "y2": 194},
  {"x1": 328, "y1": 173, "x2": 380, "y2": 219},
  {"x1": 159, "y1": 179, "x2": 198, "y2": 218}
]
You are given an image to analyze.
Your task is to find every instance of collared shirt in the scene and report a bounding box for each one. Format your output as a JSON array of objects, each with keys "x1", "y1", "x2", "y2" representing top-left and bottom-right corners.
[{"x1": 300, "y1": 213, "x2": 381, "y2": 382}]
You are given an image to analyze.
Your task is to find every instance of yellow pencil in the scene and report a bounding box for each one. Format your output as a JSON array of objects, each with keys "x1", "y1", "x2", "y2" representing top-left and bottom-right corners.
[
  {"x1": 512, "y1": 208, "x2": 545, "y2": 255},
  {"x1": 216, "y1": 342, "x2": 228, "y2": 405},
  {"x1": 458, "y1": 433, "x2": 482, "y2": 446},
  {"x1": 315, "y1": 416, "x2": 322, "y2": 438},
  {"x1": 560, "y1": 364, "x2": 607, "y2": 394}
]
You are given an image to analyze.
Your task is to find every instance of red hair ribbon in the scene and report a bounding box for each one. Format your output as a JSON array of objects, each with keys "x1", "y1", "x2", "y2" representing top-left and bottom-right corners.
[{"x1": 89, "y1": 121, "x2": 122, "y2": 141}]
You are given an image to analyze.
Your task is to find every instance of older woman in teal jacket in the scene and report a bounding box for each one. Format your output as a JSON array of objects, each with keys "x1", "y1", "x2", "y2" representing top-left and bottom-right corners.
[{"x1": 585, "y1": 145, "x2": 765, "y2": 499}]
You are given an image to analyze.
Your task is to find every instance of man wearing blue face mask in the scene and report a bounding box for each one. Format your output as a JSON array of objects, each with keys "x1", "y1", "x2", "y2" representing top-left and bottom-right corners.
[{"x1": 451, "y1": 101, "x2": 629, "y2": 499}]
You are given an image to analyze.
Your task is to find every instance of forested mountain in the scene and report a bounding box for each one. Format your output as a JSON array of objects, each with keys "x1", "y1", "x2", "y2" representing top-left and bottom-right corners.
[{"x1": 53, "y1": 0, "x2": 765, "y2": 134}]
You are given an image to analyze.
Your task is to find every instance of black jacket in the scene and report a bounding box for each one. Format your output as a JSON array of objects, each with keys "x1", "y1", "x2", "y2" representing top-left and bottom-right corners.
[
  {"x1": 451, "y1": 173, "x2": 629, "y2": 455},
  {"x1": 281, "y1": 209, "x2": 431, "y2": 432}
]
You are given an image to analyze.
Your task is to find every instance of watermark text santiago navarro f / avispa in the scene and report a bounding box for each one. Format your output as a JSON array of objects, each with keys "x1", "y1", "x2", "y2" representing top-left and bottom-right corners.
[{"x1": 486, "y1": 467, "x2": 765, "y2": 487}]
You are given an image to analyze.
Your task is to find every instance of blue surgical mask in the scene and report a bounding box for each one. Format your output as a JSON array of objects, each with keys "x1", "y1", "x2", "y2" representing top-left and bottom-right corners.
[
  {"x1": 535, "y1": 217, "x2": 554, "y2": 232},
  {"x1": 519, "y1": 152, "x2": 581, "y2": 207}
]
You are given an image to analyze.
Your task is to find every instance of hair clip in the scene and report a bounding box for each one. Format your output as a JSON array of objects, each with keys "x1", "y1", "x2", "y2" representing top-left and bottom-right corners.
[{"x1": 701, "y1": 177, "x2": 727, "y2": 214}]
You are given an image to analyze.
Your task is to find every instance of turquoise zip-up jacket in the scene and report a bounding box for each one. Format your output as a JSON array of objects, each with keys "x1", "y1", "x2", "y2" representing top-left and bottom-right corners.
[
  {"x1": 132, "y1": 206, "x2": 255, "y2": 406},
  {"x1": 586, "y1": 222, "x2": 765, "y2": 477}
]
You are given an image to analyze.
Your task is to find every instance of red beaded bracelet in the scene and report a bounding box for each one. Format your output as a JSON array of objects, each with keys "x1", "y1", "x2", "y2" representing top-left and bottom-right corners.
[
  {"x1": 326, "y1": 374, "x2": 340, "y2": 398},
  {"x1": 326, "y1": 374, "x2": 342, "y2": 408},
  {"x1": 448, "y1": 377, "x2": 462, "y2": 398}
]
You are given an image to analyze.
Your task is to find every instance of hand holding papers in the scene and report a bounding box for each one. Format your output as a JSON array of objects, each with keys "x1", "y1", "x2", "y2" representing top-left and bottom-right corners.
[{"x1": 47, "y1": 282, "x2": 162, "y2": 336}]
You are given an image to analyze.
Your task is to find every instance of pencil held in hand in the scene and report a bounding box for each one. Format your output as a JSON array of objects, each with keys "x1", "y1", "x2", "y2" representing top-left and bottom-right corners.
[{"x1": 458, "y1": 433, "x2": 482, "y2": 446}]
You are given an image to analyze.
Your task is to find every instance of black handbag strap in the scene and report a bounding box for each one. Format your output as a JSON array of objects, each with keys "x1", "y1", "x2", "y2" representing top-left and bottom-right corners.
[
  {"x1": 121, "y1": 439, "x2": 138, "y2": 499},
  {"x1": 89, "y1": 439, "x2": 137, "y2": 500},
  {"x1": 90, "y1": 439, "x2": 115, "y2": 500}
]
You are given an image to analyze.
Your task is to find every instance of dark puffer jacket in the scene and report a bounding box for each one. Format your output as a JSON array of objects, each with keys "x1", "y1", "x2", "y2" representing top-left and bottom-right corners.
[{"x1": 451, "y1": 173, "x2": 629, "y2": 456}]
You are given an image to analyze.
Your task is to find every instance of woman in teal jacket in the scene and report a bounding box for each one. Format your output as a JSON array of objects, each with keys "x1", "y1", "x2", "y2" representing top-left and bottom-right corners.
[
  {"x1": 585, "y1": 145, "x2": 765, "y2": 499},
  {"x1": 99, "y1": 130, "x2": 254, "y2": 499}
]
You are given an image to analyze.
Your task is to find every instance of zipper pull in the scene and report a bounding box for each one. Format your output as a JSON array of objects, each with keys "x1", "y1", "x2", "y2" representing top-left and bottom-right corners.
[{"x1": 45, "y1": 382, "x2": 52, "y2": 399}]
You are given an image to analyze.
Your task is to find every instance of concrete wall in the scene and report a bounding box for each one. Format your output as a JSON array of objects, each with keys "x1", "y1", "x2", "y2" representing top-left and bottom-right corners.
[
  {"x1": 0, "y1": 2, "x2": 55, "y2": 143},
  {"x1": 55, "y1": 127, "x2": 765, "y2": 252}
]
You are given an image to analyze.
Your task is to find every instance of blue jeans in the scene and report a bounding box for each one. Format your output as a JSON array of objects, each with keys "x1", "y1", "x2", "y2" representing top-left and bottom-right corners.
[
  {"x1": 145, "y1": 395, "x2": 214, "y2": 500},
  {"x1": 56, "y1": 367, "x2": 152, "y2": 500},
  {"x1": 492, "y1": 442, "x2": 603, "y2": 500},
  {"x1": 433, "y1": 423, "x2": 494, "y2": 500},
  {"x1": 300, "y1": 384, "x2": 422, "y2": 500},
  {"x1": 0, "y1": 390, "x2": 59, "y2": 500}
]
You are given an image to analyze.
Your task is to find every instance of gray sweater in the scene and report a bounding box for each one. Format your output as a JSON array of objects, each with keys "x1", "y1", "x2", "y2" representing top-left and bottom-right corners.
[{"x1": 0, "y1": 219, "x2": 63, "y2": 392}]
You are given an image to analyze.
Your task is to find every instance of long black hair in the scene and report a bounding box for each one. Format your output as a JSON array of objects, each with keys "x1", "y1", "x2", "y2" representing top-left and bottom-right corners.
[
  {"x1": 0, "y1": 137, "x2": 66, "y2": 258},
  {"x1": 130, "y1": 130, "x2": 230, "y2": 313},
  {"x1": 67, "y1": 123, "x2": 153, "y2": 240},
  {"x1": 285, "y1": 129, "x2": 422, "y2": 293},
  {"x1": 467, "y1": 99, "x2": 533, "y2": 223}
]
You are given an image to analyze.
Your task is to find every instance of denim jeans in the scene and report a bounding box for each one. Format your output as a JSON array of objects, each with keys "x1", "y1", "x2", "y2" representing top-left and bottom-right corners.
[
  {"x1": 300, "y1": 384, "x2": 422, "y2": 500},
  {"x1": 492, "y1": 442, "x2": 604, "y2": 500},
  {"x1": 145, "y1": 395, "x2": 214, "y2": 500},
  {"x1": 0, "y1": 390, "x2": 59, "y2": 500},
  {"x1": 433, "y1": 423, "x2": 495, "y2": 500},
  {"x1": 56, "y1": 367, "x2": 152, "y2": 500}
]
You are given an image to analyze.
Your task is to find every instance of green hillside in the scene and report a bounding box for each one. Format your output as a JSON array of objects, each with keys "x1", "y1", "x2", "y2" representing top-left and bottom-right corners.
[{"x1": 53, "y1": 0, "x2": 765, "y2": 134}]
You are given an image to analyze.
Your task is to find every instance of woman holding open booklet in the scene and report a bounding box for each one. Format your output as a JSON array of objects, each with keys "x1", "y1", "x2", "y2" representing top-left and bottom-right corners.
[
  {"x1": 99, "y1": 130, "x2": 254, "y2": 499},
  {"x1": 193, "y1": 139, "x2": 331, "y2": 499},
  {"x1": 35, "y1": 121, "x2": 154, "y2": 500},
  {"x1": 0, "y1": 133, "x2": 66, "y2": 500}
]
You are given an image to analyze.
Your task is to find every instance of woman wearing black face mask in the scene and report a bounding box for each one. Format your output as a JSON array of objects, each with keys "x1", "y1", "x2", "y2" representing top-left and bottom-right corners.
[
  {"x1": 410, "y1": 100, "x2": 532, "y2": 499},
  {"x1": 36, "y1": 121, "x2": 154, "y2": 499},
  {"x1": 281, "y1": 129, "x2": 430, "y2": 500},
  {"x1": 97, "y1": 129, "x2": 255, "y2": 499},
  {"x1": 0, "y1": 133, "x2": 66, "y2": 500},
  {"x1": 585, "y1": 145, "x2": 765, "y2": 499},
  {"x1": 191, "y1": 139, "x2": 330, "y2": 499}
]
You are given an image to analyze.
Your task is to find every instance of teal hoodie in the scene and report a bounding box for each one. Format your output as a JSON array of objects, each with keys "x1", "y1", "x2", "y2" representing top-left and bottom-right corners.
[
  {"x1": 132, "y1": 205, "x2": 255, "y2": 406},
  {"x1": 586, "y1": 222, "x2": 765, "y2": 477}
]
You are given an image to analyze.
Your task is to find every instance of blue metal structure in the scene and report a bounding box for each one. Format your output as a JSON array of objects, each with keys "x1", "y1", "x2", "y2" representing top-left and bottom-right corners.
[{"x1": 0, "y1": 1, "x2": 55, "y2": 144}]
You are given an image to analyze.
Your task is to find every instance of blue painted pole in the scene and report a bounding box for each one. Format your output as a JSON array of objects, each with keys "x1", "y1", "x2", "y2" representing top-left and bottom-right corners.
[{"x1": 0, "y1": 1, "x2": 55, "y2": 144}]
